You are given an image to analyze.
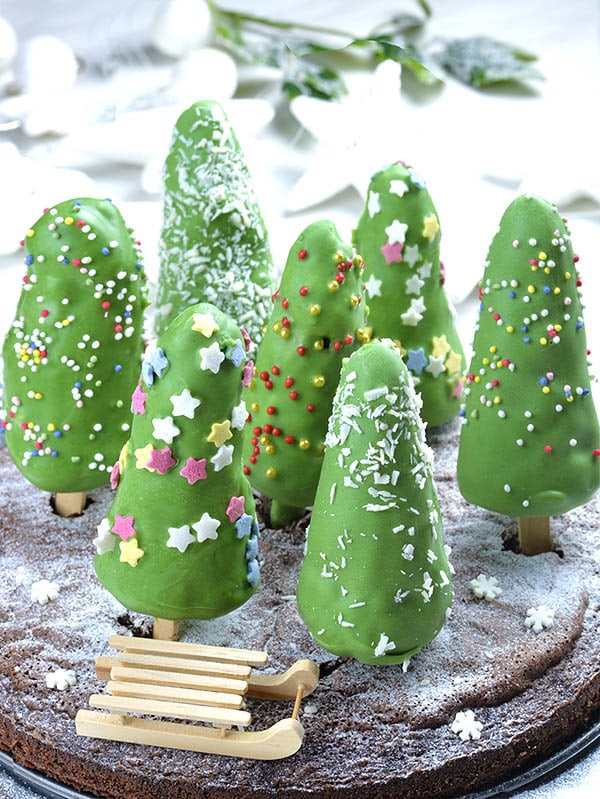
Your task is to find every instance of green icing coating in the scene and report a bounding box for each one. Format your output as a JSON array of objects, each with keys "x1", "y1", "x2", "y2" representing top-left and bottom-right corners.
[
  {"x1": 241, "y1": 220, "x2": 369, "y2": 522},
  {"x1": 1, "y1": 197, "x2": 146, "y2": 493},
  {"x1": 153, "y1": 99, "x2": 275, "y2": 344},
  {"x1": 353, "y1": 161, "x2": 464, "y2": 427},
  {"x1": 296, "y1": 339, "x2": 454, "y2": 665},
  {"x1": 94, "y1": 302, "x2": 260, "y2": 621},
  {"x1": 457, "y1": 194, "x2": 600, "y2": 517}
]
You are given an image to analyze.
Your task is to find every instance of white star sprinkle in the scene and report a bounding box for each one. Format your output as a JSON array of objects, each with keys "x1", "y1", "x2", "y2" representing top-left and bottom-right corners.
[
  {"x1": 364, "y1": 274, "x2": 383, "y2": 298},
  {"x1": 403, "y1": 244, "x2": 420, "y2": 267},
  {"x1": 405, "y1": 273, "x2": 425, "y2": 296},
  {"x1": 425, "y1": 355, "x2": 446, "y2": 377},
  {"x1": 367, "y1": 190, "x2": 381, "y2": 217},
  {"x1": 46, "y1": 668, "x2": 77, "y2": 691},
  {"x1": 211, "y1": 444, "x2": 234, "y2": 471},
  {"x1": 94, "y1": 518, "x2": 115, "y2": 555},
  {"x1": 200, "y1": 341, "x2": 225, "y2": 374},
  {"x1": 525, "y1": 605, "x2": 555, "y2": 633},
  {"x1": 152, "y1": 415, "x2": 181, "y2": 444},
  {"x1": 385, "y1": 218, "x2": 408, "y2": 245},
  {"x1": 31, "y1": 579, "x2": 60, "y2": 605},
  {"x1": 418, "y1": 261, "x2": 433, "y2": 279},
  {"x1": 401, "y1": 298, "x2": 426, "y2": 327},
  {"x1": 451, "y1": 710, "x2": 483, "y2": 741},
  {"x1": 170, "y1": 388, "x2": 201, "y2": 419},
  {"x1": 192, "y1": 512, "x2": 221, "y2": 543},
  {"x1": 389, "y1": 179, "x2": 408, "y2": 197},
  {"x1": 469, "y1": 573, "x2": 503, "y2": 601},
  {"x1": 167, "y1": 524, "x2": 196, "y2": 553},
  {"x1": 231, "y1": 400, "x2": 248, "y2": 431}
]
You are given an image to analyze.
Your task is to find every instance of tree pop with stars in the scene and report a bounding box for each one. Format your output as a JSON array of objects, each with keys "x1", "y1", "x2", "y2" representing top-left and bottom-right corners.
[
  {"x1": 1, "y1": 197, "x2": 147, "y2": 516},
  {"x1": 242, "y1": 220, "x2": 369, "y2": 528},
  {"x1": 94, "y1": 302, "x2": 260, "y2": 639},
  {"x1": 457, "y1": 194, "x2": 600, "y2": 555},
  {"x1": 353, "y1": 161, "x2": 464, "y2": 427}
]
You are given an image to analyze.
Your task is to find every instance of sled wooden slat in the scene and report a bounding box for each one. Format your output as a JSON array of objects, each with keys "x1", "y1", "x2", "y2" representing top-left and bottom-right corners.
[
  {"x1": 106, "y1": 679, "x2": 244, "y2": 710},
  {"x1": 88, "y1": 693, "x2": 252, "y2": 726},
  {"x1": 106, "y1": 665, "x2": 247, "y2": 697},
  {"x1": 108, "y1": 634, "x2": 268, "y2": 666}
]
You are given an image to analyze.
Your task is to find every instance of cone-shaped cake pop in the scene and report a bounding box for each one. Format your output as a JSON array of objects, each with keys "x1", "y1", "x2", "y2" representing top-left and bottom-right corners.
[
  {"x1": 457, "y1": 194, "x2": 600, "y2": 554},
  {"x1": 242, "y1": 220, "x2": 369, "y2": 527},
  {"x1": 297, "y1": 339, "x2": 453, "y2": 665},
  {"x1": 0, "y1": 197, "x2": 146, "y2": 510},
  {"x1": 94, "y1": 302, "x2": 260, "y2": 623},
  {"x1": 153, "y1": 99, "x2": 275, "y2": 344},
  {"x1": 353, "y1": 161, "x2": 464, "y2": 427}
]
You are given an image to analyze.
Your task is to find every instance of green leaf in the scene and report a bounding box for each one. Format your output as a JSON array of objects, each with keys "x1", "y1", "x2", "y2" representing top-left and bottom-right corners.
[
  {"x1": 368, "y1": 13, "x2": 426, "y2": 39},
  {"x1": 371, "y1": 38, "x2": 442, "y2": 86},
  {"x1": 282, "y1": 61, "x2": 347, "y2": 101},
  {"x1": 437, "y1": 36, "x2": 543, "y2": 87}
]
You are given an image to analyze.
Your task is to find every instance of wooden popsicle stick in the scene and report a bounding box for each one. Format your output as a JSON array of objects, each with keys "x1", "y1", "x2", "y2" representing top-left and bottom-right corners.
[
  {"x1": 109, "y1": 633, "x2": 268, "y2": 666},
  {"x1": 518, "y1": 516, "x2": 553, "y2": 556},
  {"x1": 116, "y1": 652, "x2": 252, "y2": 679},
  {"x1": 88, "y1": 693, "x2": 251, "y2": 727},
  {"x1": 106, "y1": 679, "x2": 244, "y2": 709},
  {"x1": 75, "y1": 712, "x2": 305, "y2": 760},
  {"x1": 53, "y1": 491, "x2": 86, "y2": 517},
  {"x1": 107, "y1": 665, "x2": 248, "y2": 696},
  {"x1": 153, "y1": 618, "x2": 180, "y2": 641}
]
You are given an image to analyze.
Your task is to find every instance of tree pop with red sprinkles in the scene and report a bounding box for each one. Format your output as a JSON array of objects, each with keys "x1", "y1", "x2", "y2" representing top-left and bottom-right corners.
[
  {"x1": 457, "y1": 194, "x2": 600, "y2": 554},
  {"x1": 242, "y1": 220, "x2": 369, "y2": 528}
]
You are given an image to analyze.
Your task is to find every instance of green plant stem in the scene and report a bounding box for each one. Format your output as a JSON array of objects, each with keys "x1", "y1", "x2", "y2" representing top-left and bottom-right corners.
[{"x1": 209, "y1": 1, "x2": 356, "y2": 41}]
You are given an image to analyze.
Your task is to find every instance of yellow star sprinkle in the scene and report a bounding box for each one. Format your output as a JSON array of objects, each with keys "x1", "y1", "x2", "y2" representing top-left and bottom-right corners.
[
  {"x1": 207, "y1": 420, "x2": 233, "y2": 448},
  {"x1": 422, "y1": 213, "x2": 440, "y2": 242},
  {"x1": 134, "y1": 443, "x2": 155, "y2": 471},
  {"x1": 431, "y1": 334, "x2": 451, "y2": 359},
  {"x1": 192, "y1": 312, "x2": 220, "y2": 337},
  {"x1": 445, "y1": 350, "x2": 463, "y2": 376},
  {"x1": 119, "y1": 538, "x2": 145, "y2": 567},
  {"x1": 118, "y1": 441, "x2": 129, "y2": 472}
]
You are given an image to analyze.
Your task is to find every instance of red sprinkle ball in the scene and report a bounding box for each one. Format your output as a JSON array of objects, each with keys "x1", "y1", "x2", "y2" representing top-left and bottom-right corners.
[{"x1": 298, "y1": 249, "x2": 308, "y2": 260}]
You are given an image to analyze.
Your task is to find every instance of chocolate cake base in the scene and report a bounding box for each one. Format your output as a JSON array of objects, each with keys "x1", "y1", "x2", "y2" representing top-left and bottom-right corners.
[{"x1": 1, "y1": 424, "x2": 599, "y2": 799}]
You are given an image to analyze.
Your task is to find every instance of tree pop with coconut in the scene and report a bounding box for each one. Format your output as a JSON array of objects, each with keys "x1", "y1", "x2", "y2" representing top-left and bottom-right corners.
[
  {"x1": 457, "y1": 194, "x2": 600, "y2": 554},
  {"x1": 297, "y1": 339, "x2": 453, "y2": 665},
  {"x1": 242, "y1": 220, "x2": 369, "y2": 527},
  {"x1": 94, "y1": 303, "x2": 260, "y2": 639},
  {"x1": 153, "y1": 99, "x2": 275, "y2": 345},
  {"x1": 353, "y1": 161, "x2": 464, "y2": 427},
  {"x1": 0, "y1": 197, "x2": 147, "y2": 516}
]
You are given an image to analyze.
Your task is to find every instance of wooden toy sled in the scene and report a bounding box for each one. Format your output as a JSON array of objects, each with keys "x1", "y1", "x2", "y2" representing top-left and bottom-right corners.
[{"x1": 76, "y1": 634, "x2": 319, "y2": 760}]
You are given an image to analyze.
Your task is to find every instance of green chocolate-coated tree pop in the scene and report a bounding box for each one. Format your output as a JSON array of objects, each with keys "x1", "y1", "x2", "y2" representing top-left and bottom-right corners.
[
  {"x1": 1, "y1": 197, "x2": 147, "y2": 500},
  {"x1": 297, "y1": 339, "x2": 454, "y2": 665},
  {"x1": 242, "y1": 220, "x2": 369, "y2": 528},
  {"x1": 94, "y1": 302, "x2": 260, "y2": 623},
  {"x1": 457, "y1": 194, "x2": 600, "y2": 554},
  {"x1": 153, "y1": 99, "x2": 275, "y2": 344},
  {"x1": 353, "y1": 161, "x2": 464, "y2": 427}
]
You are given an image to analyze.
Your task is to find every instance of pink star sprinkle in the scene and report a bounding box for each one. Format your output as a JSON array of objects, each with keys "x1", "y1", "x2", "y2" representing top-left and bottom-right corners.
[
  {"x1": 110, "y1": 461, "x2": 120, "y2": 490},
  {"x1": 180, "y1": 457, "x2": 208, "y2": 485},
  {"x1": 380, "y1": 240, "x2": 403, "y2": 265},
  {"x1": 147, "y1": 447, "x2": 176, "y2": 474},
  {"x1": 240, "y1": 326, "x2": 252, "y2": 352},
  {"x1": 131, "y1": 383, "x2": 147, "y2": 414},
  {"x1": 112, "y1": 515, "x2": 136, "y2": 541},
  {"x1": 226, "y1": 496, "x2": 246, "y2": 522},
  {"x1": 242, "y1": 360, "x2": 254, "y2": 387}
]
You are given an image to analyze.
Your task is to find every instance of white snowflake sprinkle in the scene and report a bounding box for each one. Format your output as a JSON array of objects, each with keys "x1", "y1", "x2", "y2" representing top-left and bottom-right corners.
[
  {"x1": 46, "y1": 668, "x2": 77, "y2": 691},
  {"x1": 469, "y1": 573, "x2": 503, "y2": 601},
  {"x1": 451, "y1": 709, "x2": 483, "y2": 741},
  {"x1": 31, "y1": 579, "x2": 60, "y2": 605},
  {"x1": 525, "y1": 605, "x2": 555, "y2": 633}
]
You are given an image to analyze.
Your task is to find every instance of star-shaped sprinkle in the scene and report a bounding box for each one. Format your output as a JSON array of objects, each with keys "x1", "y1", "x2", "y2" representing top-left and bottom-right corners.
[
  {"x1": 192, "y1": 312, "x2": 220, "y2": 337},
  {"x1": 226, "y1": 341, "x2": 245, "y2": 367},
  {"x1": 152, "y1": 415, "x2": 181, "y2": 444},
  {"x1": 118, "y1": 441, "x2": 129, "y2": 472},
  {"x1": 247, "y1": 558, "x2": 260, "y2": 588},
  {"x1": 422, "y1": 213, "x2": 440, "y2": 242},
  {"x1": 46, "y1": 668, "x2": 77, "y2": 691},
  {"x1": 231, "y1": 400, "x2": 248, "y2": 431},
  {"x1": 451, "y1": 710, "x2": 483, "y2": 741},
  {"x1": 193, "y1": 512, "x2": 221, "y2": 543},
  {"x1": 112, "y1": 514, "x2": 136, "y2": 541},
  {"x1": 167, "y1": 524, "x2": 195, "y2": 553},
  {"x1": 431, "y1": 334, "x2": 451, "y2": 359},
  {"x1": 131, "y1": 383, "x2": 147, "y2": 414},
  {"x1": 147, "y1": 446, "x2": 176, "y2": 474},
  {"x1": 385, "y1": 219, "x2": 408, "y2": 244},
  {"x1": 235, "y1": 513, "x2": 253, "y2": 538},
  {"x1": 445, "y1": 350, "x2": 463, "y2": 376},
  {"x1": 380, "y1": 240, "x2": 403, "y2": 265},
  {"x1": 418, "y1": 261, "x2": 432, "y2": 279},
  {"x1": 211, "y1": 444, "x2": 234, "y2": 472},
  {"x1": 134, "y1": 443, "x2": 155, "y2": 471},
  {"x1": 405, "y1": 273, "x2": 425, "y2": 296},
  {"x1": 401, "y1": 299, "x2": 425, "y2": 327},
  {"x1": 94, "y1": 518, "x2": 115, "y2": 554},
  {"x1": 226, "y1": 496, "x2": 246, "y2": 522},
  {"x1": 119, "y1": 538, "x2": 144, "y2": 567},
  {"x1": 200, "y1": 341, "x2": 225, "y2": 374},
  {"x1": 242, "y1": 360, "x2": 254, "y2": 387},
  {"x1": 406, "y1": 348, "x2": 428, "y2": 375},
  {"x1": 425, "y1": 355, "x2": 446, "y2": 378},
  {"x1": 180, "y1": 457, "x2": 207, "y2": 484},
  {"x1": 408, "y1": 168, "x2": 427, "y2": 189},
  {"x1": 31, "y1": 579, "x2": 60, "y2": 605},
  {"x1": 389, "y1": 179, "x2": 408, "y2": 197},
  {"x1": 110, "y1": 461, "x2": 120, "y2": 490},
  {"x1": 403, "y1": 244, "x2": 420, "y2": 267},
  {"x1": 171, "y1": 388, "x2": 201, "y2": 419},
  {"x1": 207, "y1": 419, "x2": 233, "y2": 448},
  {"x1": 367, "y1": 190, "x2": 381, "y2": 217},
  {"x1": 240, "y1": 327, "x2": 252, "y2": 352},
  {"x1": 246, "y1": 536, "x2": 259, "y2": 561},
  {"x1": 364, "y1": 274, "x2": 382, "y2": 297},
  {"x1": 150, "y1": 347, "x2": 169, "y2": 377},
  {"x1": 469, "y1": 573, "x2": 502, "y2": 601},
  {"x1": 525, "y1": 605, "x2": 555, "y2": 633}
]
